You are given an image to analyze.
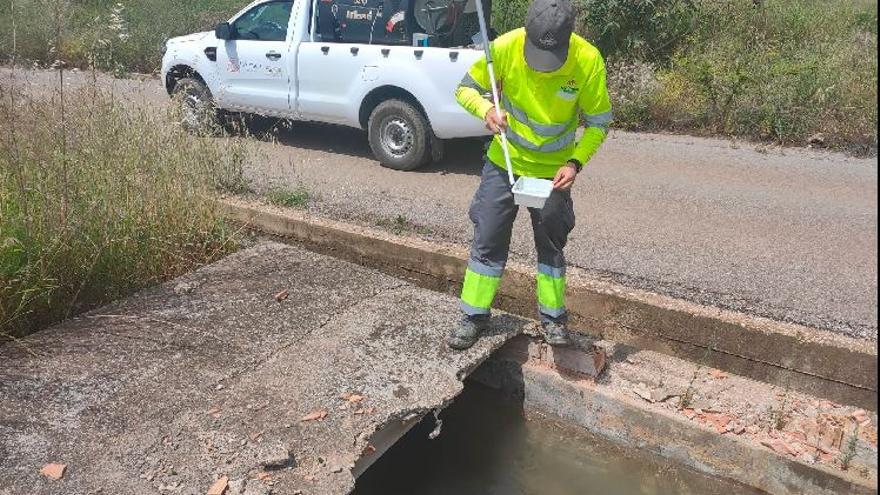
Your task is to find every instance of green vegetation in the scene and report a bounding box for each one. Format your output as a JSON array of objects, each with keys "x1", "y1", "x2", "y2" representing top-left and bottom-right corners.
[
  {"x1": 266, "y1": 187, "x2": 312, "y2": 209},
  {"x1": 0, "y1": 0, "x2": 243, "y2": 74},
  {"x1": 1, "y1": 0, "x2": 876, "y2": 152},
  {"x1": 500, "y1": 0, "x2": 879, "y2": 153},
  {"x1": 0, "y1": 73, "x2": 249, "y2": 338},
  {"x1": 840, "y1": 424, "x2": 861, "y2": 471},
  {"x1": 375, "y1": 214, "x2": 431, "y2": 236}
]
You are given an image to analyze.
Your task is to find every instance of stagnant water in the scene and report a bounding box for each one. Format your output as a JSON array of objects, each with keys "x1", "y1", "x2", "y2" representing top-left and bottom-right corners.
[{"x1": 354, "y1": 382, "x2": 761, "y2": 495}]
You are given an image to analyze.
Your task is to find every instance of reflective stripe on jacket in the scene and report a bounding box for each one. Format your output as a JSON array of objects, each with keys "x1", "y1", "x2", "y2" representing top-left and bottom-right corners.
[{"x1": 455, "y1": 28, "x2": 612, "y2": 178}]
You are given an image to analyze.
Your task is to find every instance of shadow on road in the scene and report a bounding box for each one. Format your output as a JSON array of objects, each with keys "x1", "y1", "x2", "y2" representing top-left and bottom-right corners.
[{"x1": 255, "y1": 119, "x2": 488, "y2": 176}]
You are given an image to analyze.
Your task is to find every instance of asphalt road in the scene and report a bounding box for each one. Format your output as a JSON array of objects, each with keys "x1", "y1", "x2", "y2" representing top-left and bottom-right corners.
[{"x1": 8, "y1": 68, "x2": 878, "y2": 340}]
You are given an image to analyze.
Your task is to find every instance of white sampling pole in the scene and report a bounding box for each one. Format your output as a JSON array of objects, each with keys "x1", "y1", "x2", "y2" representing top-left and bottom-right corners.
[{"x1": 473, "y1": 0, "x2": 516, "y2": 186}]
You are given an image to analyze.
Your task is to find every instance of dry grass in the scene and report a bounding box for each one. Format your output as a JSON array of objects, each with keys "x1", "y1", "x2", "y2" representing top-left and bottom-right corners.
[
  {"x1": 0, "y1": 0, "x2": 243, "y2": 74},
  {"x1": 0, "y1": 69, "x2": 250, "y2": 338}
]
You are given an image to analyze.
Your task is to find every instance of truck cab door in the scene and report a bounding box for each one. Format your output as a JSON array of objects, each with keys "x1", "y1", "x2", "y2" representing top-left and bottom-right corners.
[
  {"x1": 215, "y1": 0, "x2": 295, "y2": 116},
  {"x1": 294, "y1": 0, "x2": 387, "y2": 125}
]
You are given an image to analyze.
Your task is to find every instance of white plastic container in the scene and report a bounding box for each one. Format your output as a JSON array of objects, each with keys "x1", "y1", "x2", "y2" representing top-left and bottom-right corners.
[{"x1": 512, "y1": 177, "x2": 553, "y2": 209}]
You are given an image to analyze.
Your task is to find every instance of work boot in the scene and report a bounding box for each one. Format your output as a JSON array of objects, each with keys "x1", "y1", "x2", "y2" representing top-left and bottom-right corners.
[
  {"x1": 447, "y1": 316, "x2": 489, "y2": 350},
  {"x1": 543, "y1": 320, "x2": 571, "y2": 347}
]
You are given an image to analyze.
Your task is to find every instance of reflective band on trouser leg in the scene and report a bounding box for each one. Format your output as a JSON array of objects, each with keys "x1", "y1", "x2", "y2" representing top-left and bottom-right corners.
[
  {"x1": 460, "y1": 268, "x2": 502, "y2": 316},
  {"x1": 536, "y1": 271, "x2": 566, "y2": 318}
]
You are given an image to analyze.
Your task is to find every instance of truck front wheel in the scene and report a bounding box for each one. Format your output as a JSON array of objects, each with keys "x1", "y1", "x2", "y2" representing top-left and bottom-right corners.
[
  {"x1": 171, "y1": 77, "x2": 221, "y2": 136},
  {"x1": 368, "y1": 99, "x2": 432, "y2": 171}
]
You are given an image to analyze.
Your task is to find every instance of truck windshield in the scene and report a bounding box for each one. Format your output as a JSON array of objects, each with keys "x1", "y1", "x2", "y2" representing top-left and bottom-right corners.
[{"x1": 232, "y1": 1, "x2": 294, "y2": 41}]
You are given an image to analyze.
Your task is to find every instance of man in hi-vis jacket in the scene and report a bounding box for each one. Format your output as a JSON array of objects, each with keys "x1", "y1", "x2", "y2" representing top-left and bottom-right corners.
[{"x1": 448, "y1": 0, "x2": 612, "y2": 350}]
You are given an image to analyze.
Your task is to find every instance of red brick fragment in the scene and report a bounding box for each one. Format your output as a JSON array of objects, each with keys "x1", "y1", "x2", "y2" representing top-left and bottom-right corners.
[
  {"x1": 207, "y1": 475, "x2": 228, "y2": 495},
  {"x1": 761, "y1": 438, "x2": 794, "y2": 456},
  {"x1": 40, "y1": 463, "x2": 66, "y2": 480},
  {"x1": 707, "y1": 369, "x2": 729, "y2": 379},
  {"x1": 852, "y1": 409, "x2": 871, "y2": 426}
]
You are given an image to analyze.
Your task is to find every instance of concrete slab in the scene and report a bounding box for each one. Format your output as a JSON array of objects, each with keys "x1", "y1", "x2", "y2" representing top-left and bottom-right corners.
[{"x1": 0, "y1": 242, "x2": 524, "y2": 495}]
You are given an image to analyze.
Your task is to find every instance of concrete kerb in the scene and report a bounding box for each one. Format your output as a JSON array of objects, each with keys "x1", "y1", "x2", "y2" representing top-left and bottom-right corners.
[{"x1": 218, "y1": 197, "x2": 878, "y2": 410}]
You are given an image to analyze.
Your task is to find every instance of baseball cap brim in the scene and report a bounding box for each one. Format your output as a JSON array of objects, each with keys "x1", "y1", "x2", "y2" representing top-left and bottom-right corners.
[{"x1": 524, "y1": 35, "x2": 568, "y2": 72}]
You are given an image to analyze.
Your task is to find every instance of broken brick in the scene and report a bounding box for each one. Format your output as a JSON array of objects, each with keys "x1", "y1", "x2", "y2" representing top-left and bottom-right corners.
[
  {"x1": 301, "y1": 410, "x2": 328, "y2": 422},
  {"x1": 788, "y1": 431, "x2": 807, "y2": 443},
  {"x1": 761, "y1": 439, "x2": 794, "y2": 456},
  {"x1": 543, "y1": 344, "x2": 606, "y2": 378},
  {"x1": 40, "y1": 463, "x2": 66, "y2": 480},
  {"x1": 207, "y1": 475, "x2": 228, "y2": 495},
  {"x1": 707, "y1": 369, "x2": 729, "y2": 379},
  {"x1": 852, "y1": 409, "x2": 871, "y2": 426},
  {"x1": 705, "y1": 413, "x2": 733, "y2": 434}
]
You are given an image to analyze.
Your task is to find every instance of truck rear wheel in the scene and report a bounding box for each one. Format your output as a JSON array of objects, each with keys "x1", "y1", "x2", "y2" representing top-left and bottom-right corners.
[
  {"x1": 368, "y1": 99, "x2": 432, "y2": 171},
  {"x1": 171, "y1": 77, "x2": 221, "y2": 136}
]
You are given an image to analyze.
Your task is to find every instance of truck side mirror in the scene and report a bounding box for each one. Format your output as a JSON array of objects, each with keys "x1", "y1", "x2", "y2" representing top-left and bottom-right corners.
[{"x1": 215, "y1": 22, "x2": 233, "y2": 40}]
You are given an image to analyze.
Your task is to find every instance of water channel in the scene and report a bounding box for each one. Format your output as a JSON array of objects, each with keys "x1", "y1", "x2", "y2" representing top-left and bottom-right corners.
[{"x1": 354, "y1": 382, "x2": 762, "y2": 495}]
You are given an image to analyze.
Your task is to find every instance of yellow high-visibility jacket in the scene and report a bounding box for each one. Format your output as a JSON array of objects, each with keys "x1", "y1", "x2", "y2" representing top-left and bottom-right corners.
[{"x1": 455, "y1": 28, "x2": 612, "y2": 179}]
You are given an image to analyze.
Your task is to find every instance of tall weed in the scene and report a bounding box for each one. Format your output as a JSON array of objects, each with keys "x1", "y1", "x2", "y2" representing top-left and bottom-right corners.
[
  {"x1": 0, "y1": 0, "x2": 243, "y2": 73},
  {"x1": 0, "y1": 72, "x2": 248, "y2": 338},
  {"x1": 610, "y1": 0, "x2": 878, "y2": 152}
]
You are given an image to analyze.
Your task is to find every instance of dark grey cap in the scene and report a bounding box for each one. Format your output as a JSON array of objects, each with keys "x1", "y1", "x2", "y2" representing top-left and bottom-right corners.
[{"x1": 524, "y1": 0, "x2": 575, "y2": 72}]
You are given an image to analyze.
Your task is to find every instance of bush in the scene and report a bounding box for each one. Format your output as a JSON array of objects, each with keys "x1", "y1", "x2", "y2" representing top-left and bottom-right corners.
[
  {"x1": 1, "y1": 0, "x2": 876, "y2": 152},
  {"x1": 0, "y1": 0, "x2": 243, "y2": 73},
  {"x1": 576, "y1": 0, "x2": 697, "y2": 62},
  {"x1": 0, "y1": 71, "x2": 249, "y2": 338},
  {"x1": 493, "y1": 0, "x2": 697, "y2": 63},
  {"x1": 493, "y1": 0, "x2": 876, "y2": 152}
]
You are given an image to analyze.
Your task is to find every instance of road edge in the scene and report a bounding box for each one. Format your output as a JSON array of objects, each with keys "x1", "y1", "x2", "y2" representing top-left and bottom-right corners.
[{"x1": 218, "y1": 197, "x2": 877, "y2": 410}]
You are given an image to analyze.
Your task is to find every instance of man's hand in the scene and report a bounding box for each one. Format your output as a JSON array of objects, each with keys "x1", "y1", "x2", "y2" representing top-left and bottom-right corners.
[
  {"x1": 552, "y1": 162, "x2": 578, "y2": 191},
  {"x1": 484, "y1": 106, "x2": 508, "y2": 134}
]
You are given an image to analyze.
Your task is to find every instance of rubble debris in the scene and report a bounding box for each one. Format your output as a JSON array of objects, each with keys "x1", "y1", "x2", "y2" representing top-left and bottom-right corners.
[
  {"x1": 206, "y1": 475, "x2": 228, "y2": 495},
  {"x1": 632, "y1": 383, "x2": 654, "y2": 403},
  {"x1": 257, "y1": 441, "x2": 293, "y2": 469},
  {"x1": 39, "y1": 463, "x2": 66, "y2": 480},
  {"x1": 301, "y1": 410, "x2": 328, "y2": 422}
]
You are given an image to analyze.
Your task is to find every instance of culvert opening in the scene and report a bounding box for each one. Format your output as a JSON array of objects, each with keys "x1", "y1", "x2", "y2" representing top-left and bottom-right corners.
[{"x1": 353, "y1": 381, "x2": 762, "y2": 495}]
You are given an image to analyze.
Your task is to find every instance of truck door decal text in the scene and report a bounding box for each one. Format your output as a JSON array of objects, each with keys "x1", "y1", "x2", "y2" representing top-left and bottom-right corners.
[{"x1": 229, "y1": 58, "x2": 283, "y2": 78}]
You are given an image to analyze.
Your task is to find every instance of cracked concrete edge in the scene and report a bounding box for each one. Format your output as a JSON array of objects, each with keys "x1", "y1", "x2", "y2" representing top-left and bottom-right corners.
[
  {"x1": 469, "y1": 349, "x2": 878, "y2": 495},
  {"x1": 217, "y1": 197, "x2": 878, "y2": 410}
]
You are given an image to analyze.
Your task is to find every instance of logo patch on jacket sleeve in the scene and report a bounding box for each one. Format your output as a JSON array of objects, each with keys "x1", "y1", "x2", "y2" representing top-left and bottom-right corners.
[{"x1": 557, "y1": 79, "x2": 579, "y2": 100}]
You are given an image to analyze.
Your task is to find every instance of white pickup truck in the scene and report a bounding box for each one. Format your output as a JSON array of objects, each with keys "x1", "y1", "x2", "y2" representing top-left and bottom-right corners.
[{"x1": 161, "y1": 0, "x2": 492, "y2": 170}]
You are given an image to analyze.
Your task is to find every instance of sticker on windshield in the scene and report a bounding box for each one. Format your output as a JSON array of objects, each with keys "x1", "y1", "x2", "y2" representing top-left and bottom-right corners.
[{"x1": 386, "y1": 11, "x2": 405, "y2": 32}]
